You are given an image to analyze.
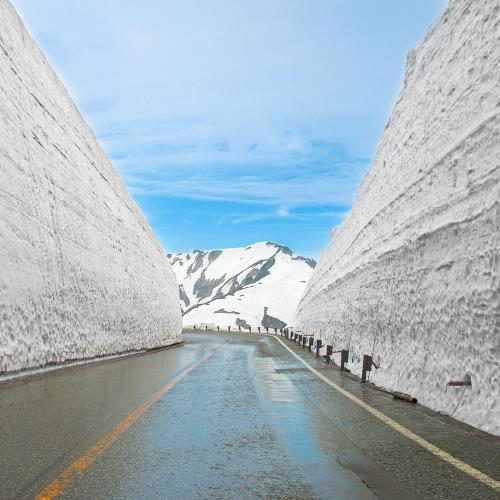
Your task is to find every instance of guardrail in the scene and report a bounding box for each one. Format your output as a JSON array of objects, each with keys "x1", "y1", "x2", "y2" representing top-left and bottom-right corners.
[
  {"x1": 189, "y1": 325, "x2": 286, "y2": 334},
  {"x1": 187, "y1": 325, "x2": 419, "y2": 402},
  {"x1": 276, "y1": 328, "x2": 418, "y2": 404}
]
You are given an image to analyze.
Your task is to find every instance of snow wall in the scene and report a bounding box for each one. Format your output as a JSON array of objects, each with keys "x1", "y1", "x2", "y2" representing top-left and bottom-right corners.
[
  {"x1": 294, "y1": 0, "x2": 499, "y2": 435},
  {"x1": 0, "y1": 0, "x2": 182, "y2": 374}
]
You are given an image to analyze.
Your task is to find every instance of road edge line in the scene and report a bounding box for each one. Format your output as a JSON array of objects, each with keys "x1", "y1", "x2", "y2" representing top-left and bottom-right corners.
[
  {"x1": 273, "y1": 335, "x2": 500, "y2": 492},
  {"x1": 34, "y1": 340, "x2": 231, "y2": 499}
]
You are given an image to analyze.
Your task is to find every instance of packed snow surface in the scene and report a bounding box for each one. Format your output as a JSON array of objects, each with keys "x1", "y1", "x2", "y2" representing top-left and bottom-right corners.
[
  {"x1": 295, "y1": 0, "x2": 500, "y2": 435},
  {"x1": 0, "y1": 0, "x2": 182, "y2": 374},
  {"x1": 168, "y1": 242, "x2": 315, "y2": 330}
]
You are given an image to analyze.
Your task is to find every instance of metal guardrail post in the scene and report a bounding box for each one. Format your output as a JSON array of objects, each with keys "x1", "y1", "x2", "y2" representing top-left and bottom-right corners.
[
  {"x1": 362, "y1": 354, "x2": 372, "y2": 383},
  {"x1": 340, "y1": 349, "x2": 349, "y2": 371},
  {"x1": 326, "y1": 345, "x2": 333, "y2": 363}
]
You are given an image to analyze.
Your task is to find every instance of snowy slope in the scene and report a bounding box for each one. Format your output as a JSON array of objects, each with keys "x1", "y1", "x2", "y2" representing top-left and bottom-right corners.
[
  {"x1": 168, "y1": 242, "x2": 315, "y2": 329},
  {"x1": 295, "y1": 0, "x2": 500, "y2": 435},
  {"x1": 0, "y1": 0, "x2": 182, "y2": 374}
]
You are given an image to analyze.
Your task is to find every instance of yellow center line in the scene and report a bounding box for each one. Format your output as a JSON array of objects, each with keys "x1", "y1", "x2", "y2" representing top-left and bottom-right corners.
[
  {"x1": 34, "y1": 340, "x2": 231, "y2": 500},
  {"x1": 273, "y1": 335, "x2": 500, "y2": 492}
]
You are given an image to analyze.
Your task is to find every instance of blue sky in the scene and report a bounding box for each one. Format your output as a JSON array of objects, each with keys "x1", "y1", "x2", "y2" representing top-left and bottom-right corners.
[{"x1": 13, "y1": 0, "x2": 445, "y2": 258}]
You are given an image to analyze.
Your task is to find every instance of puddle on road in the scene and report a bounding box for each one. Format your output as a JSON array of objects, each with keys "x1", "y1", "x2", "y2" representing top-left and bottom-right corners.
[
  {"x1": 252, "y1": 356, "x2": 301, "y2": 403},
  {"x1": 251, "y1": 337, "x2": 414, "y2": 500},
  {"x1": 252, "y1": 343, "x2": 378, "y2": 499}
]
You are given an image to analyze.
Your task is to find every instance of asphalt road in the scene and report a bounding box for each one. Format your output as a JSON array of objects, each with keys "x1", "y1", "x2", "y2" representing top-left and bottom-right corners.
[{"x1": 0, "y1": 332, "x2": 499, "y2": 499}]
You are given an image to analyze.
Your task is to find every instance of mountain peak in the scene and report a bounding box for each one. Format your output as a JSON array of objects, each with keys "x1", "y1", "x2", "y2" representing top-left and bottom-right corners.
[{"x1": 167, "y1": 242, "x2": 314, "y2": 329}]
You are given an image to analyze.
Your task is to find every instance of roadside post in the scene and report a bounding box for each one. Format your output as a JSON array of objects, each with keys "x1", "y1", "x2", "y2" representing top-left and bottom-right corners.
[
  {"x1": 326, "y1": 345, "x2": 333, "y2": 363},
  {"x1": 340, "y1": 349, "x2": 349, "y2": 371},
  {"x1": 361, "y1": 355, "x2": 372, "y2": 383},
  {"x1": 308, "y1": 337, "x2": 313, "y2": 352},
  {"x1": 316, "y1": 339, "x2": 322, "y2": 358}
]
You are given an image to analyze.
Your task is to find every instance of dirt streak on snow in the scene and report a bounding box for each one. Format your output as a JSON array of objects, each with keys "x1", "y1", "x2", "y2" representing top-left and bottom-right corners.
[{"x1": 295, "y1": 0, "x2": 500, "y2": 435}]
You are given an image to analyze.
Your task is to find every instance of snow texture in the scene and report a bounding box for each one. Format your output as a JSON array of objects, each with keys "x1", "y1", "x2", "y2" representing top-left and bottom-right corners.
[
  {"x1": 295, "y1": 0, "x2": 500, "y2": 435},
  {"x1": 168, "y1": 242, "x2": 315, "y2": 330},
  {"x1": 0, "y1": 0, "x2": 182, "y2": 374}
]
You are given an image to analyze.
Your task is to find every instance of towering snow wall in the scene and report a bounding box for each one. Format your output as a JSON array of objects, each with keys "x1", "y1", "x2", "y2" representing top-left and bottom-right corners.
[
  {"x1": 0, "y1": 0, "x2": 182, "y2": 374},
  {"x1": 295, "y1": 0, "x2": 499, "y2": 435}
]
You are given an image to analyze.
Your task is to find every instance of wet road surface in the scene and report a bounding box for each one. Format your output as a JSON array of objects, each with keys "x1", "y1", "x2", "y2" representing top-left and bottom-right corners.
[{"x1": 0, "y1": 332, "x2": 499, "y2": 499}]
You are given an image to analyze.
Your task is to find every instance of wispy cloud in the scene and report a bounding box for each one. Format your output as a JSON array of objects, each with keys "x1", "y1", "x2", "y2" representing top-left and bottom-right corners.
[
  {"x1": 114, "y1": 122, "x2": 371, "y2": 209},
  {"x1": 12, "y1": 0, "x2": 445, "y2": 255}
]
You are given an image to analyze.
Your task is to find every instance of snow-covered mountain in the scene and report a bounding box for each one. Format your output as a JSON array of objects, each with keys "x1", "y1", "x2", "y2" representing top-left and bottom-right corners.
[
  {"x1": 295, "y1": 0, "x2": 499, "y2": 435},
  {"x1": 168, "y1": 242, "x2": 315, "y2": 329}
]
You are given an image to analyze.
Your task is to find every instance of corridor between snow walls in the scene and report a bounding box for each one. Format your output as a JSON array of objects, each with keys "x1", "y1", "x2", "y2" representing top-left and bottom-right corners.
[
  {"x1": 294, "y1": 0, "x2": 500, "y2": 435},
  {"x1": 0, "y1": 0, "x2": 182, "y2": 374}
]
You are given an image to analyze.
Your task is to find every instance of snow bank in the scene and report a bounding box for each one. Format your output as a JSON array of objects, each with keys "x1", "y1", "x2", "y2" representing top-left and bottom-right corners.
[
  {"x1": 0, "y1": 0, "x2": 182, "y2": 374},
  {"x1": 295, "y1": 0, "x2": 500, "y2": 435},
  {"x1": 168, "y1": 242, "x2": 315, "y2": 329}
]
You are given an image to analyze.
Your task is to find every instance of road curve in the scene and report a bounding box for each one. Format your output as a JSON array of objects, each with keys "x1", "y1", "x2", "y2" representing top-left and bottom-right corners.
[{"x1": 0, "y1": 332, "x2": 498, "y2": 499}]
